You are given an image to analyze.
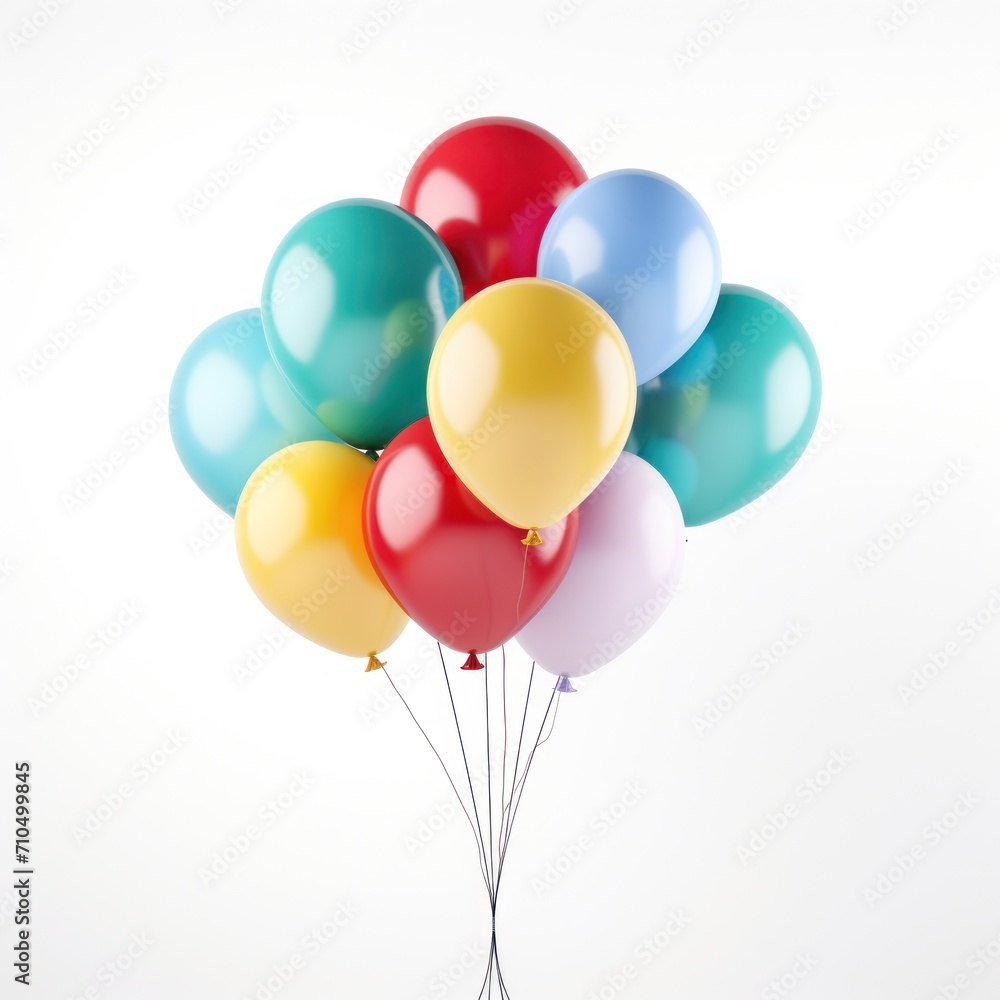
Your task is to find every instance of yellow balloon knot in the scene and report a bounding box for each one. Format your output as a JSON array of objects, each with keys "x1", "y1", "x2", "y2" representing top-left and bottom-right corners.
[
  {"x1": 365, "y1": 654, "x2": 385, "y2": 673},
  {"x1": 521, "y1": 528, "x2": 543, "y2": 547}
]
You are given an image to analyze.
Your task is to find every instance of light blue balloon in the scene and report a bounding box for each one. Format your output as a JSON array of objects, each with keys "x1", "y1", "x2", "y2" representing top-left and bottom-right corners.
[
  {"x1": 537, "y1": 169, "x2": 722, "y2": 384},
  {"x1": 169, "y1": 309, "x2": 341, "y2": 515}
]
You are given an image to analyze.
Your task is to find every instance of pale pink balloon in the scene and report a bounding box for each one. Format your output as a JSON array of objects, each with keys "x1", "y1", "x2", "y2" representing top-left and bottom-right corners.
[{"x1": 516, "y1": 453, "x2": 685, "y2": 680}]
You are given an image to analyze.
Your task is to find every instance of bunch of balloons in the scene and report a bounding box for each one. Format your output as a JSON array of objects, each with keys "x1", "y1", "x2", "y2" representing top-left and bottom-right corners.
[{"x1": 170, "y1": 117, "x2": 821, "y2": 687}]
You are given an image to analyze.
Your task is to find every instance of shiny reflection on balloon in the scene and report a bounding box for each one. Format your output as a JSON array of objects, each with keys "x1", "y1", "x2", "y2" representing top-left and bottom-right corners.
[
  {"x1": 413, "y1": 168, "x2": 481, "y2": 229},
  {"x1": 433, "y1": 318, "x2": 503, "y2": 435},
  {"x1": 627, "y1": 284, "x2": 821, "y2": 526},
  {"x1": 517, "y1": 452, "x2": 685, "y2": 680},
  {"x1": 766, "y1": 344, "x2": 813, "y2": 452},
  {"x1": 363, "y1": 418, "x2": 579, "y2": 655},
  {"x1": 538, "y1": 169, "x2": 722, "y2": 384},
  {"x1": 545, "y1": 214, "x2": 605, "y2": 283},
  {"x1": 374, "y1": 443, "x2": 444, "y2": 550},
  {"x1": 186, "y1": 351, "x2": 255, "y2": 453},
  {"x1": 261, "y1": 199, "x2": 463, "y2": 451},
  {"x1": 243, "y1": 463, "x2": 309, "y2": 564},
  {"x1": 427, "y1": 278, "x2": 636, "y2": 530},
  {"x1": 592, "y1": 333, "x2": 637, "y2": 448},
  {"x1": 424, "y1": 265, "x2": 451, "y2": 331},
  {"x1": 674, "y1": 225, "x2": 718, "y2": 332},
  {"x1": 236, "y1": 441, "x2": 409, "y2": 659},
  {"x1": 169, "y1": 309, "x2": 342, "y2": 516},
  {"x1": 266, "y1": 242, "x2": 337, "y2": 364},
  {"x1": 401, "y1": 118, "x2": 588, "y2": 297}
]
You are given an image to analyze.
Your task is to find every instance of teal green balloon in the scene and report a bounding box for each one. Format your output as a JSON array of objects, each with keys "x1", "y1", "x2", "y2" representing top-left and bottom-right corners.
[
  {"x1": 169, "y1": 309, "x2": 342, "y2": 515},
  {"x1": 627, "y1": 284, "x2": 821, "y2": 525},
  {"x1": 261, "y1": 199, "x2": 463, "y2": 450}
]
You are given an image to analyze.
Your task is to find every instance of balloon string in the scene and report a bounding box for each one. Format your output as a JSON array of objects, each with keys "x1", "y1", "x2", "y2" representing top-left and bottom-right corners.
[
  {"x1": 485, "y1": 651, "x2": 496, "y2": 891},
  {"x1": 498, "y1": 646, "x2": 510, "y2": 1000},
  {"x1": 477, "y1": 934, "x2": 511, "y2": 1000},
  {"x1": 496, "y1": 949, "x2": 513, "y2": 1000},
  {"x1": 500, "y1": 660, "x2": 535, "y2": 854},
  {"x1": 485, "y1": 654, "x2": 513, "y2": 1000},
  {"x1": 438, "y1": 642, "x2": 494, "y2": 909},
  {"x1": 476, "y1": 940, "x2": 492, "y2": 1000},
  {"x1": 500, "y1": 645, "x2": 508, "y2": 861},
  {"x1": 476, "y1": 648, "x2": 523, "y2": 1000},
  {"x1": 514, "y1": 543, "x2": 529, "y2": 626},
  {"x1": 387, "y1": 647, "x2": 548, "y2": 999},
  {"x1": 485, "y1": 647, "x2": 513, "y2": 1000},
  {"x1": 497, "y1": 686, "x2": 560, "y2": 889},
  {"x1": 380, "y1": 664, "x2": 492, "y2": 900},
  {"x1": 390, "y1": 645, "x2": 559, "y2": 999},
  {"x1": 532, "y1": 690, "x2": 562, "y2": 754},
  {"x1": 500, "y1": 690, "x2": 562, "y2": 830}
]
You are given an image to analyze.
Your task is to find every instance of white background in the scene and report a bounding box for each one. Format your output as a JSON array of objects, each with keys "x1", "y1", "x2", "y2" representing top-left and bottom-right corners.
[{"x1": 3, "y1": 0, "x2": 1000, "y2": 997}]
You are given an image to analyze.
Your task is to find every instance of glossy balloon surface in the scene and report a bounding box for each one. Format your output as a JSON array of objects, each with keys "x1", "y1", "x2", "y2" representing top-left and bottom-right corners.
[
  {"x1": 169, "y1": 308, "x2": 340, "y2": 515},
  {"x1": 235, "y1": 441, "x2": 408, "y2": 658},
  {"x1": 363, "y1": 418, "x2": 578, "y2": 654},
  {"x1": 517, "y1": 453, "x2": 685, "y2": 679},
  {"x1": 261, "y1": 199, "x2": 462, "y2": 451},
  {"x1": 627, "y1": 284, "x2": 822, "y2": 525},
  {"x1": 401, "y1": 117, "x2": 587, "y2": 298},
  {"x1": 427, "y1": 278, "x2": 637, "y2": 530},
  {"x1": 538, "y1": 169, "x2": 721, "y2": 383}
]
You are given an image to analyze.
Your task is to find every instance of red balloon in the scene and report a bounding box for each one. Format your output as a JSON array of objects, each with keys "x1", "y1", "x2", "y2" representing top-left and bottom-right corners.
[
  {"x1": 363, "y1": 418, "x2": 579, "y2": 661},
  {"x1": 400, "y1": 117, "x2": 587, "y2": 298}
]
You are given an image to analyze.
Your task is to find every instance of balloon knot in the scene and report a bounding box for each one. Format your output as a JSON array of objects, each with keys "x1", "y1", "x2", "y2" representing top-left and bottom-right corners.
[
  {"x1": 521, "y1": 528, "x2": 543, "y2": 546},
  {"x1": 555, "y1": 675, "x2": 577, "y2": 694},
  {"x1": 461, "y1": 652, "x2": 485, "y2": 671},
  {"x1": 365, "y1": 653, "x2": 385, "y2": 673}
]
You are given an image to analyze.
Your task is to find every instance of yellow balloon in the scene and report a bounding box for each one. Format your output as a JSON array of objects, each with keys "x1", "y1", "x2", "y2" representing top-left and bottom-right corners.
[
  {"x1": 235, "y1": 441, "x2": 408, "y2": 666},
  {"x1": 427, "y1": 278, "x2": 637, "y2": 532}
]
